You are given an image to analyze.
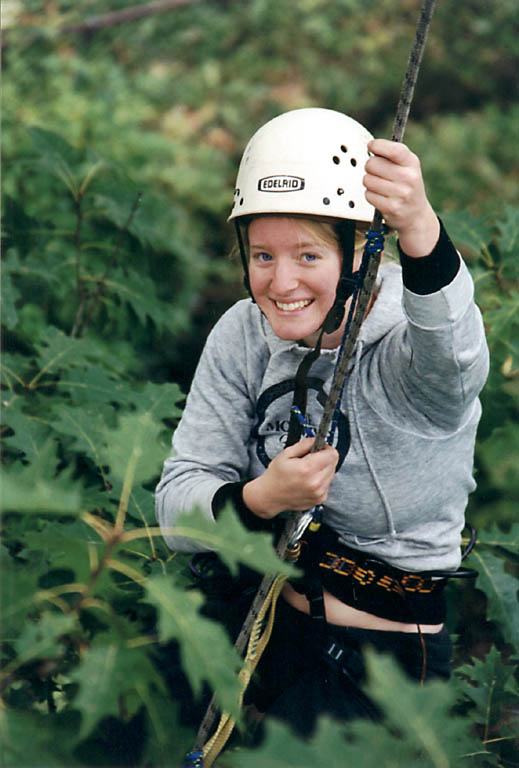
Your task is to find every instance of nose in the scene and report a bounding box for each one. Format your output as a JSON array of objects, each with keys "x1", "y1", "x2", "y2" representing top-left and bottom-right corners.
[{"x1": 270, "y1": 260, "x2": 299, "y2": 294}]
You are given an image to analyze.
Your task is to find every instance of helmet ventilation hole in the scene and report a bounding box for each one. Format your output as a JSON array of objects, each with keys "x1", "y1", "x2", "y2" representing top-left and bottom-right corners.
[
  {"x1": 337, "y1": 188, "x2": 344, "y2": 195},
  {"x1": 333, "y1": 156, "x2": 340, "y2": 165},
  {"x1": 348, "y1": 200, "x2": 355, "y2": 208},
  {"x1": 341, "y1": 145, "x2": 347, "y2": 153},
  {"x1": 323, "y1": 197, "x2": 330, "y2": 205},
  {"x1": 350, "y1": 158, "x2": 357, "y2": 167}
]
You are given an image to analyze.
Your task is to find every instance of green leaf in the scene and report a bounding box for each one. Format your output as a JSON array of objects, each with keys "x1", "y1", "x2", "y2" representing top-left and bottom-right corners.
[
  {"x1": 143, "y1": 575, "x2": 242, "y2": 715},
  {"x1": 110, "y1": 482, "x2": 156, "y2": 526},
  {"x1": 228, "y1": 654, "x2": 488, "y2": 768},
  {"x1": 22, "y1": 518, "x2": 102, "y2": 584},
  {"x1": 1, "y1": 544, "x2": 42, "y2": 638},
  {"x1": 101, "y1": 410, "x2": 165, "y2": 485},
  {"x1": 1, "y1": 271, "x2": 20, "y2": 329},
  {"x1": 2, "y1": 198, "x2": 48, "y2": 254},
  {"x1": 0, "y1": 353, "x2": 34, "y2": 390},
  {"x1": 358, "y1": 651, "x2": 484, "y2": 768},
  {"x1": 477, "y1": 424, "x2": 519, "y2": 495},
  {"x1": 455, "y1": 647, "x2": 516, "y2": 732},
  {"x1": 0, "y1": 440, "x2": 82, "y2": 516},
  {"x1": 56, "y1": 366, "x2": 132, "y2": 407},
  {"x1": 225, "y1": 716, "x2": 351, "y2": 767},
  {"x1": 104, "y1": 266, "x2": 170, "y2": 331},
  {"x1": 28, "y1": 125, "x2": 81, "y2": 199},
  {"x1": 33, "y1": 326, "x2": 99, "y2": 383},
  {"x1": 121, "y1": 380, "x2": 185, "y2": 422},
  {"x1": 0, "y1": 708, "x2": 81, "y2": 767},
  {"x1": 93, "y1": 177, "x2": 193, "y2": 255},
  {"x1": 51, "y1": 402, "x2": 109, "y2": 474},
  {"x1": 174, "y1": 506, "x2": 297, "y2": 578},
  {"x1": 57, "y1": 371, "x2": 184, "y2": 423},
  {"x1": 477, "y1": 522, "x2": 519, "y2": 556},
  {"x1": 468, "y1": 548, "x2": 519, "y2": 647},
  {"x1": 139, "y1": 686, "x2": 194, "y2": 767},
  {"x1": 1, "y1": 407, "x2": 52, "y2": 462},
  {"x1": 70, "y1": 638, "x2": 165, "y2": 739},
  {"x1": 14, "y1": 612, "x2": 77, "y2": 665},
  {"x1": 439, "y1": 210, "x2": 493, "y2": 255},
  {"x1": 496, "y1": 205, "x2": 519, "y2": 255},
  {"x1": 484, "y1": 295, "x2": 519, "y2": 350}
]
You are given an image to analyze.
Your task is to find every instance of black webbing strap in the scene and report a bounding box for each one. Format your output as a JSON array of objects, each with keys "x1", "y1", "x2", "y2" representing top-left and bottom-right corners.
[
  {"x1": 286, "y1": 329, "x2": 325, "y2": 446},
  {"x1": 323, "y1": 219, "x2": 358, "y2": 334},
  {"x1": 235, "y1": 220, "x2": 254, "y2": 300}
]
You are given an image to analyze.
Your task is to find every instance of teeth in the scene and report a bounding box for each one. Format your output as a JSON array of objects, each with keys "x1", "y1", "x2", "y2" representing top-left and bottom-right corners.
[{"x1": 275, "y1": 299, "x2": 312, "y2": 311}]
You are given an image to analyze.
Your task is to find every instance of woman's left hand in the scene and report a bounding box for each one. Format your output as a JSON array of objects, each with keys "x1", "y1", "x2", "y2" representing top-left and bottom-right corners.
[{"x1": 364, "y1": 138, "x2": 440, "y2": 258}]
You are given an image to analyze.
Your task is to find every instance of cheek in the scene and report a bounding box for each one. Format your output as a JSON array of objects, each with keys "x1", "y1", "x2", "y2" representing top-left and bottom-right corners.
[
  {"x1": 248, "y1": 269, "x2": 262, "y2": 294},
  {"x1": 316, "y1": 270, "x2": 340, "y2": 303}
]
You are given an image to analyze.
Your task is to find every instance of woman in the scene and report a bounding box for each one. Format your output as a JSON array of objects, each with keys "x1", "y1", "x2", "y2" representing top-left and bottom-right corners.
[{"x1": 156, "y1": 108, "x2": 489, "y2": 734}]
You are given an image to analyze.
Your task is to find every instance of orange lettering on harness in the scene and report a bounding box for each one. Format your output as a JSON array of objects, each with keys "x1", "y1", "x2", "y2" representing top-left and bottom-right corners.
[
  {"x1": 335, "y1": 557, "x2": 356, "y2": 577},
  {"x1": 353, "y1": 566, "x2": 376, "y2": 586},
  {"x1": 319, "y1": 551, "x2": 339, "y2": 570},
  {"x1": 400, "y1": 574, "x2": 434, "y2": 594},
  {"x1": 376, "y1": 574, "x2": 404, "y2": 595}
]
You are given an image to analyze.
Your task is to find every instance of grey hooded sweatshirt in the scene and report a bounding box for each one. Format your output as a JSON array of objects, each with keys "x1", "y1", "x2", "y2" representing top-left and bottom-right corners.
[{"x1": 156, "y1": 243, "x2": 488, "y2": 573}]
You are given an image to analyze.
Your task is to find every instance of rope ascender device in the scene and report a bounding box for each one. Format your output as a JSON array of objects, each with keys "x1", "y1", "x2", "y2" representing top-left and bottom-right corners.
[{"x1": 184, "y1": 2, "x2": 438, "y2": 765}]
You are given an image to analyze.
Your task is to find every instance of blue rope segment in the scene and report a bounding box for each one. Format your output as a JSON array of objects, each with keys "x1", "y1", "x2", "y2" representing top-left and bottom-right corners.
[
  {"x1": 364, "y1": 227, "x2": 385, "y2": 254},
  {"x1": 183, "y1": 751, "x2": 204, "y2": 768},
  {"x1": 309, "y1": 504, "x2": 323, "y2": 532},
  {"x1": 291, "y1": 405, "x2": 315, "y2": 437}
]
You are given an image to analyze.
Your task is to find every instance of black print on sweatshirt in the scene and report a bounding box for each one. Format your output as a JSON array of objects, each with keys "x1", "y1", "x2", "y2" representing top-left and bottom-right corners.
[{"x1": 252, "y1": 376, "x2": 350, "y2": 469}]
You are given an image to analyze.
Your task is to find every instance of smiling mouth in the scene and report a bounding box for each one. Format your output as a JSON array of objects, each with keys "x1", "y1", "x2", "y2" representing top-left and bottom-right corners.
[{"x1": 274, "y1": 299, "x2": 313, "y2": 312}]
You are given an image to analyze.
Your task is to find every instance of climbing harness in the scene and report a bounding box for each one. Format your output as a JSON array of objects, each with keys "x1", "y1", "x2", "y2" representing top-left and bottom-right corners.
[{"x1": 186, "y1": 1, "x2": 439, "y2": 763}]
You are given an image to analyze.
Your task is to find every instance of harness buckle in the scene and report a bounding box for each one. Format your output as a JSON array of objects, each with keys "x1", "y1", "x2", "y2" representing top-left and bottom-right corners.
[{"x1": 326, "y1": 642, "x2": 344, "y2": 662}]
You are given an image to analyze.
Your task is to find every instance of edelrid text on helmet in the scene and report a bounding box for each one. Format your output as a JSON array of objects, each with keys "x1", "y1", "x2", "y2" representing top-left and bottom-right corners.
[{"x1": 229, "y1": 108, "x2": 375, "y2": 223}]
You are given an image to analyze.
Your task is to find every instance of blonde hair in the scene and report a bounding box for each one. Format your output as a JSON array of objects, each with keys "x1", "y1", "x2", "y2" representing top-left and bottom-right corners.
[{"x1": 234, "y1": 214, "x2": 369, "y2": 260}]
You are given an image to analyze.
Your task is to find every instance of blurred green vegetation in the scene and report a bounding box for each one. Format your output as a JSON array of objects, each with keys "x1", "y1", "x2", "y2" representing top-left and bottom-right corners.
[
  {"x1": 1, "y1": 1, "x2": 518, "y2": 766},
  {"x1": 3, "y1": 0, "x2": 518, "y2": 391}
]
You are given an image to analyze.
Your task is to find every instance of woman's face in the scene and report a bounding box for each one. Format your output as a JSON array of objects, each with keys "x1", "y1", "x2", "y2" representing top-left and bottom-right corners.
[{"x1": 248, "y1": 216, "x2": 345, "y2": 348}]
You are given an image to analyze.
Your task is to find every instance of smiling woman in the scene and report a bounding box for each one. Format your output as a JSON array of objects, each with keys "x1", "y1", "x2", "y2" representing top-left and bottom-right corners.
[{"x1": 156, "y1": 107, "x2": 489, "y2": 742}]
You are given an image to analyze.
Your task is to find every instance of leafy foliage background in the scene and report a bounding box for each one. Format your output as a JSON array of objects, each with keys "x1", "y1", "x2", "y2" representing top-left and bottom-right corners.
[{"x1": 1, "y1": 1, "x2": 518, "y2": 766}]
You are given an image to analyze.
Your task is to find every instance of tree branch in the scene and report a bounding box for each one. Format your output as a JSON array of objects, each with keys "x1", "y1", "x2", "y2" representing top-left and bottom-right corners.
[
  {"x1": 76, "y1": 191, "x2": 142, "y2": 338},
  {"x1": 59, "y1": 0, "x2": 202, "y2": 34},
  {"x1": 1, "y1": 0, "x2": 203, "y2": 49}
]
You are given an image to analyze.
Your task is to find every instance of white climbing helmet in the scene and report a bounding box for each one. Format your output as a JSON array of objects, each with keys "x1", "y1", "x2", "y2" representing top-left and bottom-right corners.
[{"x1": 229, "y1": 107, "x2": 375, "y2": 223}]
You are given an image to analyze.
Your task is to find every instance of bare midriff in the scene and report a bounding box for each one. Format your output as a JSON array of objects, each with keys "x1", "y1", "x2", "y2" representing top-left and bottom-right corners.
[{"x1": 281, "y1": 582, "x2": 444, "y2": 634}]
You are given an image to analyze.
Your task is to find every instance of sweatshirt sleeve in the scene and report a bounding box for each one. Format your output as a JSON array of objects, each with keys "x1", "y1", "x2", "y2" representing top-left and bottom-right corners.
[
  {"x1": 397, "y1": 218, "x2": 460, "y2": 294},
  {"x1": 155, "y1": 301, "x2": 267, "y2": 552},
  {"x1": 368, "y1": 225, "x2": 489, "y2": 434}
]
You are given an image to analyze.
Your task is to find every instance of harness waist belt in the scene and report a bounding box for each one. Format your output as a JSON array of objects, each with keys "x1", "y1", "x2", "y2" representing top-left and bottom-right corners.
[{"x1": 293, "y1": 524, "x2": 447, "y2": 624}]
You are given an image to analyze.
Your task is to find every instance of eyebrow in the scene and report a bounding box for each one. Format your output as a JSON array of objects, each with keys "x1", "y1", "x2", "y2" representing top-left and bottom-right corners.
[{"x1": 249, "y1": 241, "x2": 322, "y2": 250}]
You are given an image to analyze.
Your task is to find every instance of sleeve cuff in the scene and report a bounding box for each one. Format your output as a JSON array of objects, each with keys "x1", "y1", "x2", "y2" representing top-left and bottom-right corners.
[
  {"x1": 398, "y1": 218, "x2": 460, "y2": 295},
  {"x1": 212, "y1": 481, "x2": 275, "y2": 532}
]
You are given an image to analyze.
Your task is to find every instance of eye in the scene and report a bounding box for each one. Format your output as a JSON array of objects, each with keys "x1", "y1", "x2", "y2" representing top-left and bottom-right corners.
[
  {"x1": 252, "y1": 251, "x2": 273, "y2": 263},
  {"x1": 302, "y1": 252, "x2": 318, "y2": 263}
]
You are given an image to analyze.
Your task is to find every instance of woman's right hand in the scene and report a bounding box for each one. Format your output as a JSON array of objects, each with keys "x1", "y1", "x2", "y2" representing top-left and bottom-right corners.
[{"x1": 242, "y1": 437, "x2": 339, "y2": 519}]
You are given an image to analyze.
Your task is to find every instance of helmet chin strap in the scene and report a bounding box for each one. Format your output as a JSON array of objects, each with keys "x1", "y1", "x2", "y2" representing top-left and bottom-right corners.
[
  {"x1": 235, "y1": 221, "x2": 255, "y2": 302},
  {"x1": 322, "y1": 219, "x2": 357, "y2": 334}
]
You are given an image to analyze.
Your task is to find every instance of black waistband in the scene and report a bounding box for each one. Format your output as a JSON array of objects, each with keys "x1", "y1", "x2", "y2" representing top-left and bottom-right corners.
[{"x1": 292, "y1": 525, "x2": 447, "y2": 624}]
